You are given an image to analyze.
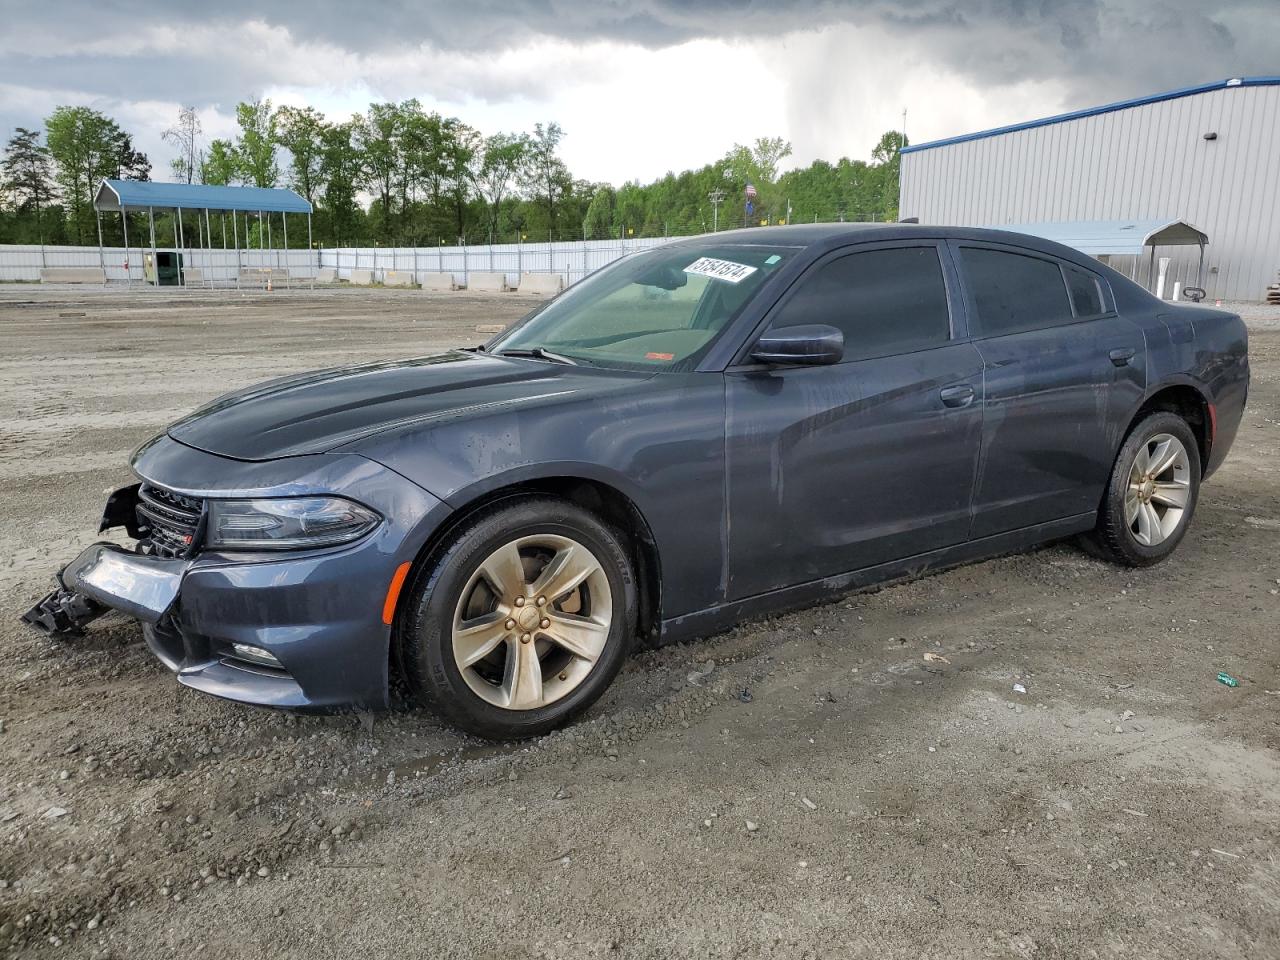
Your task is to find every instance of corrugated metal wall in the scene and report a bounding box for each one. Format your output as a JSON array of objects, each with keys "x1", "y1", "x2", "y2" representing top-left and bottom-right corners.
[{"x1": 900, "y1": 84, "x2": 1280, "y2": 301}]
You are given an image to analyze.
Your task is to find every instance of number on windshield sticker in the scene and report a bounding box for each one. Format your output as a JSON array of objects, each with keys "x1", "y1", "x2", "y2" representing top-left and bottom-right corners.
[{"x1": 683, "y1": 257, "x2": 758, "y2": 284}]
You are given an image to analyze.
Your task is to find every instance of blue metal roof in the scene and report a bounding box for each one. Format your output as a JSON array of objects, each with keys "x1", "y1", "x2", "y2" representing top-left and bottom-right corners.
[
  {"x1": 94, "y1": 180, "x2": 312, "y2": 214},
  {"x1": 993, "y1": 219, "x2": 1208, "y2": 257},
  {"x1": 902, "y1": 77, "x2": 1280, "y2": 154}
]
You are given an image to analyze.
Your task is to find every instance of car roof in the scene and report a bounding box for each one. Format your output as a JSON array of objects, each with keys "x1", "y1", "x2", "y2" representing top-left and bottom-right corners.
[{"x1": 674, "y1": 222, "x2": 1098, "y2": 267}]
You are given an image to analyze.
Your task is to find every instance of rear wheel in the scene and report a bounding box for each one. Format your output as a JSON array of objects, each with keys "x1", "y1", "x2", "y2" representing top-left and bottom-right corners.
[
  {"x1": 398, "y1": 497, "x2": 636, "y2": 739},
  {"x1": 1084, "y1": 412, "x2": 1201, "y2": 566}
]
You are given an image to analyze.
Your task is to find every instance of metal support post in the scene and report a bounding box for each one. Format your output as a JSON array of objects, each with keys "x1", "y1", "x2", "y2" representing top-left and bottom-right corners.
[{"x1": 148, "y1": 207, "x2": 157, "y2": 287}]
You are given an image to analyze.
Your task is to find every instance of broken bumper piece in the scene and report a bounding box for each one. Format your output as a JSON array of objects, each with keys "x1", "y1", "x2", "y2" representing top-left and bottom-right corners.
[{"x1": 20, "y1": 543, "x2": 188, "y2": 637}]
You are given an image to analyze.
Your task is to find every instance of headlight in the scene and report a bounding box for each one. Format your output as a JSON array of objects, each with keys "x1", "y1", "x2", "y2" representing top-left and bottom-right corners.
[{"x1": 206, "y1": 497, "x2": 381, "y2": 551}]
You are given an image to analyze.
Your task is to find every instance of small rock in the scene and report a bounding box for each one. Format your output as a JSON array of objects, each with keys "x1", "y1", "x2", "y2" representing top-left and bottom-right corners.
[
  {"x1": 43, "y1": 806, "x2": 69, "y2": 819},
  {"x1": 801, "y1": 797, "x2": 817, "y2": 811},
  {"x1": 256, "y1": 867, "x2": 269, "y2": 878},
  {"x1": 745, "y1": 820, "x2": 759, "y2": 832}
]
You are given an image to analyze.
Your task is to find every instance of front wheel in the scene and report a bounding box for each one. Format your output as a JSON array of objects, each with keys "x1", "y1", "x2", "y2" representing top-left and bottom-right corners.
[
  {"x1": 1084, "y1": 412, "x2": 1201, "y2": 567},
  {"x1": 398, "y1": 496, "x2": 636, "y2": 739}
]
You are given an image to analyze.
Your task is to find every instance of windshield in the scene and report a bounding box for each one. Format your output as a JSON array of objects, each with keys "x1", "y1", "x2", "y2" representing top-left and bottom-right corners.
[{"x1": 491, "y1": 242, "x2": 798, "y2": 371}]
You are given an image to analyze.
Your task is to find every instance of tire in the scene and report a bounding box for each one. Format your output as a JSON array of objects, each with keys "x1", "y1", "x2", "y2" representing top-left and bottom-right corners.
[
  {"x1": 397, "y1": 496, "x2": 637, "y2": 739},
  {"x1": 1083, "y1": 411, "x2": 1201, "y2": 567}
]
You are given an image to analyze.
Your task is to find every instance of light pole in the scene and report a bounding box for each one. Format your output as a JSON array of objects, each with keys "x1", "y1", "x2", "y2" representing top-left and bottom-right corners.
[{"x1": 708, "y1": 189, "x2": 726, "y2": 232}]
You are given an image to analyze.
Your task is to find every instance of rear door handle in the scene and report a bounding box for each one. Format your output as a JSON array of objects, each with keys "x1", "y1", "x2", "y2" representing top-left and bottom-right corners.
[
  {"x1": 939, "y1": 384, "x2": 975, "y2": 408},
  {"x1": 1109, "y1": 347, "x2": 1137, "y2": 367}
]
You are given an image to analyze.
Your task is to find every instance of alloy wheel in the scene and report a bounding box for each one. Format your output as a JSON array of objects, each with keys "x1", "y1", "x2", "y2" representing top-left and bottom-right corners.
[
  {"x1": 451, "y1": 534, "x2": 613, "y2": 710},
  {"x1": 1125, "y1": 432, "x2": 1192, "y2": 546}
]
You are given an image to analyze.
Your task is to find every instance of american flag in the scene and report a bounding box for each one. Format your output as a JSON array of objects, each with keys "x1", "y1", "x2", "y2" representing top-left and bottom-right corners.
[{"x1": 744, "y1": 183, "x2": 758, "y2": 199}]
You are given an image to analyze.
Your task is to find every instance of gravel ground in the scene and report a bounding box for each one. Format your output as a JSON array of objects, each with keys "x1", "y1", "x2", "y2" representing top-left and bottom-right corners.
[{"x1": 1, "y1": 287, "x2": 1279, "y2": 959}]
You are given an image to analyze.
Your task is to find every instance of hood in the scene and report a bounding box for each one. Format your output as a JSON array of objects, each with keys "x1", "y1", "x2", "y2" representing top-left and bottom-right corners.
[{"x1": 167, "y1": 350, "x2": 641, "y2": 461}]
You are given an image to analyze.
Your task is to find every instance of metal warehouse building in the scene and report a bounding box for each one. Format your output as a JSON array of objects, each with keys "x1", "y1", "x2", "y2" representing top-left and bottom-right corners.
[{"x1": 899, "y1": 77, "x2": 1280, "y2": 301}]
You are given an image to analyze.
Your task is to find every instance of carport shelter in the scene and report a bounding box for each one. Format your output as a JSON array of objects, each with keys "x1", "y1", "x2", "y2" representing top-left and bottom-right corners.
[
  {"x1": 999, "y1": 219, "x2": 1209, "y2": 293},
  {"x1": 93, "y1": 180, "x2": 314, "y2": 287}
]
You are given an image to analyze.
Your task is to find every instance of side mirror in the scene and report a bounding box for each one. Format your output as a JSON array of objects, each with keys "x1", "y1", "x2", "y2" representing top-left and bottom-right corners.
[{"x1": 750, "y1": 324, "x2": 844, "y2": 366}]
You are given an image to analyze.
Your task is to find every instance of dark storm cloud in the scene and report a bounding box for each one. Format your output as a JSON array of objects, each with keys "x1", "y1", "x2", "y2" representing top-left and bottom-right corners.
[{"x1": 1, "y1": 0, "x2": 1275, "y2": 111}]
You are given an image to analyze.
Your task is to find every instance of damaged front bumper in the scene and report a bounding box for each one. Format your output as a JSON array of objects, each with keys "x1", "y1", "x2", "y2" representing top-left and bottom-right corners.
[
  {"x1": 20, "y1": 436, "x2": 450, "y2": 712},
  {"x1": 22, "y1": 543, "x2": 185, "y2": 634}
]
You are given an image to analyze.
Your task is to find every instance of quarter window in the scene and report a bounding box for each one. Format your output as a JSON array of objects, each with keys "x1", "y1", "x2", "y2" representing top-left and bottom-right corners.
[
  {"x1": 768, "y1": 246, "x2": 951, "y2": 361},
  {"x1": 1064, "y1": 264, "x2": 1107, "y2": 318},
  {"x1": 960, "y1": 247, "x2": 1074, "y2": 336}
]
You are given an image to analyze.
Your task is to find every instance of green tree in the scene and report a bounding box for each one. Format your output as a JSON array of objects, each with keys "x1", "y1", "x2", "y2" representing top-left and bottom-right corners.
[
  {"x1": 354, "y1": 102, "x2": 405, "y2": 240},
  {"x1": 2, "y1": 127, "x2": 56, "y2": 242},
  {"x1": 582, "y1": 184, "x2": 615, "y2": 240},
  {"x1": 44, "y1": 105, "x2": 150, "y2": 243},
  {"x1": 319, "y1": 121, "x2": 363, "y2": 245},
  {"x1": 441, "y1": 118, "x2": 479, "y2": 240},
  {"x1": 275, "y1": 105, "x2": 327, "y2": 205},
  {"x1": 232, "y1": 99, "x2": 279, "y2": 187},
  {"x1": 471, "y1": 131, "x2": 529, "y2": 241},
  {"x1": 521, "y1": 122, "x2": 571, "y2": 236},
  {"x1": 201, "y1": 140, "x2": 237, "y2": 186}
]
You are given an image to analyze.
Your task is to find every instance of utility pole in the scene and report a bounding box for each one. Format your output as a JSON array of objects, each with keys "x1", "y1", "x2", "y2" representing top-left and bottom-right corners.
[{"x1": 708, "y1": 189, "x2": 726, "y2": 232}]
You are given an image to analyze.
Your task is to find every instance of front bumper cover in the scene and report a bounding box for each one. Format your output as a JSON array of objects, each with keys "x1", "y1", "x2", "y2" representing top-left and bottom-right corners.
[
  {"x1": 64, "y1": 542, "x2": 189, "y2": 622},
  {"x1": 22, "y1": 437, "x2": 451, "y2": 711}
]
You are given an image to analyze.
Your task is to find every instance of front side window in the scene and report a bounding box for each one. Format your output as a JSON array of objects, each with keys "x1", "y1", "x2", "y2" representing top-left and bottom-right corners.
[
  {"x1": 492, "y1": 242, "x2": 796, "y2": 371},
  {"x1": 960, "y1": 247, "x2": 1074, "y2": 336},
  {"x1": 767, "y1": 246, "x2": 951, "y2": 361}
]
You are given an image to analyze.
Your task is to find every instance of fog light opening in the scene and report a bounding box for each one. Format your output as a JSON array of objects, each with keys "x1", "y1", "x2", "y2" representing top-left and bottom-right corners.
[{"x1": 231, "y1": 643, "x2": 283, "y2": 668}]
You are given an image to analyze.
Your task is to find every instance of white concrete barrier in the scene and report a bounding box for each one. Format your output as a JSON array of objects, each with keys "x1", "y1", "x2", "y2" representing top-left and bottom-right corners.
[
  {"x1": 383, "y1": 270, "x2": 416, "y2": 287},
  {"x1": 182, "y1": 268, "x2": 204, "y2": 286},
  {"x1": 420, "y1": 273, "x2": 457, "y2": 292},
  {"x1": 517, "y1": 273, "x2": 565, "y2": 296},
  {"x1": 39, "y1": 267, "x2": 106, "y2": 284},
  {"x1": 466, "y1": 272, "x2": 510, "y2": 293},
  {"x1": 348, "y1": 268, "x2": 375, "y2": 285},
  {"x1": 316, "y1": 267, "x2": 337, "y2": 283}
]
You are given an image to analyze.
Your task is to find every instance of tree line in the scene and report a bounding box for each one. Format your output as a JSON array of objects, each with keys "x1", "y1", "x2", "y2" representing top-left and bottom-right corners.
[{"x1": 0, "y1": 99, "x2": 905, "y2": 249}]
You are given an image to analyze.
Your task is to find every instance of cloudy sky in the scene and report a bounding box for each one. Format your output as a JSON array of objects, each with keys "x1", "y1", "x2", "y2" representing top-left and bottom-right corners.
[{"x1": 1, "y1": 1, "x2": 1276, "y2": 184}]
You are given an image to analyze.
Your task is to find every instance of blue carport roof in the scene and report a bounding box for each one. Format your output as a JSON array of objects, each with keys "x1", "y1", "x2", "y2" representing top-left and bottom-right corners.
[
  {"x1": 94, "y1": 179, "x2": 312, "y2": 214},
  {"x1": 994, "y1": 219, "x2": 1208, "y2": 257}
]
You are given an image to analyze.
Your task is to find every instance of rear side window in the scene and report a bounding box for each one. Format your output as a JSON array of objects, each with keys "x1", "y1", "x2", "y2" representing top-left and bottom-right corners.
[
  {"x1": 1064, "y1": 264, "x2": 1106, "y2": 318},
  {"x1": 769, "y1": 246, "x2": 951, "y2": 361},
  {"x1": 960, "y1": 247, "x2": 1074, "y2": 336}
]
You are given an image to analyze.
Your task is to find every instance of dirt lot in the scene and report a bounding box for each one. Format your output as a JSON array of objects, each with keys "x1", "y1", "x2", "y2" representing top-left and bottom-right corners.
[{"x1": 0, "y1": 286, "x2": 1278, "y2": 959}]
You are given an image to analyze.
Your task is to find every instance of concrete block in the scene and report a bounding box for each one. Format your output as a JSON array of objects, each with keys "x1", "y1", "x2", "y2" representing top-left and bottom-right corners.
[
  {"x1": 518, "y1": 273, "x2": 565, "y2": 296},
  {"x1": 182, "y1": 268, "x2": 204, "y2": 285},
  {"x1": 383, "y1": 270, "x2": 416, "y2": 287},
  {"x1": 39, "y1": 267, "x2": 106, "y2": 284},
  {"x1": 466, "y1": 272, "x2": 510, "y2": 293},
  {"x1": 348, "y1": 268, "x2": 375, "y2": 285},
  {"x1": 316, "y1": 267, "x2": 337, "y2": 283},
  {"x1": 420, "y1": 273, "x2": 457, "y2": 292}
]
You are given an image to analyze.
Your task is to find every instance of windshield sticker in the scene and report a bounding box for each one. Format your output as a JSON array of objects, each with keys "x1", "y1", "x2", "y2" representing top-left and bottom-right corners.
[
  {"x1": 765, "y1": 254, "x2": 782, "y2": 265},
  {"x1": 684, "y1": 256, "x2": 758, "y2": 284},
  {"x1": 644, "y1": 351, "x2": 675, "y2": 361}
]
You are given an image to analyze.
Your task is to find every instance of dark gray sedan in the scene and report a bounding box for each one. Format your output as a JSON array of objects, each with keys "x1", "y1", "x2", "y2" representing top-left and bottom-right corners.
[{"x1": 23, "y1": 225, "x2": 1248, "y2": 739}]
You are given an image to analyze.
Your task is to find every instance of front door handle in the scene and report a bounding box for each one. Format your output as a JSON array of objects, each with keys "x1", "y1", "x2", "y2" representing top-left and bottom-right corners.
[
  {"x1": 1109, "y1": 347, "x2": 1137, "y2": 367},
  {"x1": 939, "y1": 384, "x2": 975, "y2": 408}
]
